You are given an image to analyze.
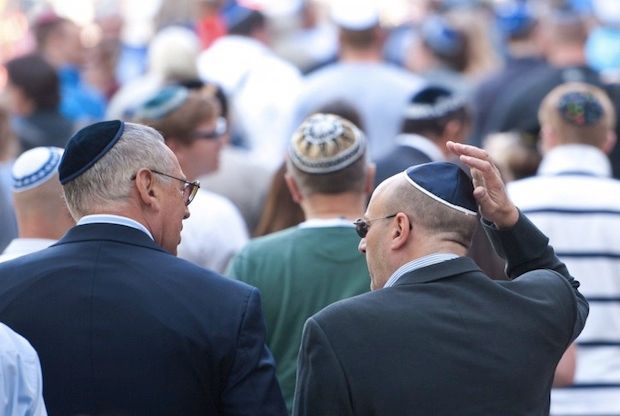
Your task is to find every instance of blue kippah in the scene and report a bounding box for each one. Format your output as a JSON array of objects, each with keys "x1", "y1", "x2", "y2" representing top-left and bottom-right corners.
[
  {"x1": 557, "y1": 91, "x2": 604, "y2": 127},
  {"x1": 421, "y1": 15, "x2": 464, "y2": 58},
  {"x1": 496, "y1": 2, "x2": 536, "y2": 38},
  {"x1": 403, "y1": 85, "x2": 466, "y2": 120},
  {"x1": 404, "y1": 162, "x2": 477, "y2": 216},
  {"x1": 133, "y1": 86, "x2": 189, "y2": 120},
  {"x1": 59, "y1": 120, "x2": 125, "y2": 185}
]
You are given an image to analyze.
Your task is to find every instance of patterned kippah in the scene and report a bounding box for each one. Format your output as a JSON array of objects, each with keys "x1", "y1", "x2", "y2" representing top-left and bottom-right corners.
[
  {"x1": 557, "y1": 91, "x2": 604, "y2": 126},
  {"x1": 133, "y1": 86, "x2": 189, "y2": 120},
  {"x1": 404, "y1": 162, "x2": 477, "y2": 216},
  {"x1": 403, "y1": 85, "x2": 465, "y2": 120},
  {"x1": 12, "y1": 147, "x2": 63, "y2": 192},
  {"x1": 289, "y1": 113, "x2": 366, "y2": 174}
]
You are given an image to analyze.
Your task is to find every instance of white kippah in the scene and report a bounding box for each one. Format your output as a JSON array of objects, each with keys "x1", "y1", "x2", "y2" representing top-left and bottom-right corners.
[
  {"x1": 12, "y1": 147, "x2": 63, "y2": 192},
  {"x1": 331, "y1": 0, "x2": 379, "y2": 30},
  {"x1": 289, "y1": 113, "x2": 366, "y2": 174}
]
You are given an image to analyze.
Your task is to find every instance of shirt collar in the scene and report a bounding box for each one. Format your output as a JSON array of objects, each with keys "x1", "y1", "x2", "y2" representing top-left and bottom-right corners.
[
  {"x1": 383, "y1": 253, "x2": 459, "y2": 288},
  {"x1": 394, "y1": 134, "x2": 446, "y2": 162},
  {"x1": 298, "y1": 218, "x2": 355, "y2": 228},
  {"x1": 538, "y1": 144, "x2": 611, "y2": 177},
  {"x1": 77, "y1": 214, "x2": 154, "y2": 240}
]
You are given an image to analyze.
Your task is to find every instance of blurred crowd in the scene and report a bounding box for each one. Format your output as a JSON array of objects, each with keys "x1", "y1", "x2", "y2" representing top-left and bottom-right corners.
[{"x1": 0, "y1": 0, "x2": 620, "y2": 414}]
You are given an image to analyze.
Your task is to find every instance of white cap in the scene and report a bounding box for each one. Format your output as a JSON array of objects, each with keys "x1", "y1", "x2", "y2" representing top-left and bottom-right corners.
[
  {"x1": 12, "y1": 147, "x2": 63, "y2": 192},
  {"x1": 331, "y1": 0, "x2": 379, "y2": 31}
]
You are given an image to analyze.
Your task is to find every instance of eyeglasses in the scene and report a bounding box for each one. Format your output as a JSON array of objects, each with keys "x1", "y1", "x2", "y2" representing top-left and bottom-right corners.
[
  {"x1": 190, "y1": 117, "x2": 227, "y2": 140},
  {"x1": 151, "y1": 170, "x2": 200, "y2": 206},
  {"x1": 353, "y1": 214, "x2": 397, "y2": 238}
]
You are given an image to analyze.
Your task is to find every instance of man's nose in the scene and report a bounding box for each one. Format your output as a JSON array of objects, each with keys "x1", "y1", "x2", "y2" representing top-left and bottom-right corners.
[{"x1": 358, "y1": 238, "x2": 366, "y2": 254}]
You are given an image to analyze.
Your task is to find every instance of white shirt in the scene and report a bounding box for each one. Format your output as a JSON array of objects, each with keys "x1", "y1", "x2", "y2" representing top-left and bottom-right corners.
[
  {"x1": 508, "y1": 144, "x2": 620, "y2": 415},
  {"x1": 0, "y1": 323, "x2": 47, "y2": 416},
  {"x1": 0, "y1": 239, "x2": 56, "y2": 263},
  {"x1": 177, "y1": 189, "x2": 249, "y2": 273}
]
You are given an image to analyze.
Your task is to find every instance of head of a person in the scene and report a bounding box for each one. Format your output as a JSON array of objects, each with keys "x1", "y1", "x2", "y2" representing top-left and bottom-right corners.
[
  {"x1": 33, "y1": 14, "x2": 84, "y2": 67},
  {"x1": 358, "y1": 162, "x2": 478, "y2": 290},
  {"x1": 400, "y1": 85, "x2": 469, "y2": 142},
  {"x1": 148, "y1": 26, "x2": 200, "y2": 82},
  {"x1": 11, "y1": 146, "x2": 74, "y2": 238},
  {"x1": 417, "y1": 14, "x2": 468, "y2": 72},
  {"x1": 540, "y1": 8, "x2": 588, "y2": 56},
  {"x1": 59, "y1": 120, "x2": 194, "y2": 255},
  {"x1": 132, "y1": 86, "x2": 224, "y2": 180},
  {"x1": 538, "y1": 82, "x2": 616, "y2": 153},
  {"x1": 495, "y1": 1, "x2": 539, "y2": 43},
  {"x1": 225, "y1": 5, "x2": 267, "y2": 41},
  {"x1": 286, "y1": 113, "x2": 372, "y2": 200},
  {"x1": 331, "y1": 0, "x2": 382, "y2": 52},
  {"x1": 4, "y1": 53, "x2": 61, "y2": 116}
]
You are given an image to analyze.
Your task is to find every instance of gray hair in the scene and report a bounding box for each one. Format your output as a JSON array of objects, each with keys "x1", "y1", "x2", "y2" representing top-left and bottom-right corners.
[
  {"x1": 63, "y1": 122, "x2": 175, "y2": 220},
  {"x1": 386, "y1": 174, "x2": 478, "y2": 248}
]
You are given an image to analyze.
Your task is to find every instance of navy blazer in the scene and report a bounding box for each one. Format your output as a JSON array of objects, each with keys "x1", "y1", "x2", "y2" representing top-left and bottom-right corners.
[
  {"x1": 0, "y1": 223, "x2": 286, "y2": 415},
  {"x1": 294, "y1": 214, "x2": 588, "y2": 416}
]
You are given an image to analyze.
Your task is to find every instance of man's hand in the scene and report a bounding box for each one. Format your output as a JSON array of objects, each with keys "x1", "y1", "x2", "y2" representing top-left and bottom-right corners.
[{"x1": 446, "y1": 141, "x2": 519, "y2": 229}]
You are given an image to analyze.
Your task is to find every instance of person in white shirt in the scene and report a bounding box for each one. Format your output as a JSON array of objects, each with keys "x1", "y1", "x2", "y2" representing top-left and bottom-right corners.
[
  {"x1": 508, "y1": 82, "x2": 620, "y2": 415},
  {"x1": 0, "y1": 146, "x2": 74, "y2": 263}
]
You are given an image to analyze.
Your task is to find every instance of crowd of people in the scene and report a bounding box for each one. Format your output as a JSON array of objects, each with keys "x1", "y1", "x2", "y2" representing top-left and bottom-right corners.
[{"x1": 0, "y1": 0, "x2": 617, "y2": 414}]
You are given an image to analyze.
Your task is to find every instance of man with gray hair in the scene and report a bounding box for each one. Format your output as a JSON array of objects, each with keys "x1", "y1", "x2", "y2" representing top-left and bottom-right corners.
[
  {"x1": 0, "y1": 120, "x2": 286, "y2": 415},
  {"x1": 227, "y1": 113, "x2": 375, "y2": 411},
  {"x1": 294, "y1": 142, "x2": 588, "y2": 415}
]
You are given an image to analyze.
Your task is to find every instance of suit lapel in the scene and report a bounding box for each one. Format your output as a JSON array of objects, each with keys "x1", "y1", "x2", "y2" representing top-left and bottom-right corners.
[{"x1": 393, "y1": 257, "x2": 480, "y2": 286}]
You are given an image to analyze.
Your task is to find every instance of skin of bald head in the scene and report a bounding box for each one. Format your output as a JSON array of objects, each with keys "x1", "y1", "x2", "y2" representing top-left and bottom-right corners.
[
  {"x1": 13, "y1": 174, "x2": 74, "y2": 239},
  {"x1": 362, "y1": 172, "x2": 478, "y2": 290}
]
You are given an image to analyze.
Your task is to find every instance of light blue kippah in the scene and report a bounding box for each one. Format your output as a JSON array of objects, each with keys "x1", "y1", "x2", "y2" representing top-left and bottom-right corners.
[
  {"x1": 133, "y1": 86, "x2": 189, "y2": 120},
  {"x1": 12, "y1": 146, "x2": 63, "y2": 192}
]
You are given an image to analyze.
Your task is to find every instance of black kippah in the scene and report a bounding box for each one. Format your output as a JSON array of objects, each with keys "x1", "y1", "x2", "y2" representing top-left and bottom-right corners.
[{"x1": 59, "y1": 120, "x2": 125, "y2": 184}]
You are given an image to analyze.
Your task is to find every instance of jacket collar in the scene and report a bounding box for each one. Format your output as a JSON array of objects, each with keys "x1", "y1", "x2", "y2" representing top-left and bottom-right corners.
[
  {"x1": 53, "y1": 223, "x2": 167, "y2": 254},
  {"x1": 392, "y1": 256, "x2": 480, "y2": 286}
]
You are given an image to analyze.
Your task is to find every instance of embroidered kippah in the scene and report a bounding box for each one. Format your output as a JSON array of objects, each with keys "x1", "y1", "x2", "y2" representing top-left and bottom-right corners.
[
  {"x1": 289, "y1": 113, "x2": 366, "y2": 174},
  {"x1": 12, "y1": 147, "x2": 63, "y2": 192},
  {"x1": 403, "y1": 86, "x2": 466, "y2": 120},
  {"x1": 59, "y1": 120, "x2": 125, "y2": 184},
  {"x1": 404, "y1": 162, "x2": 477, "y2": 216},
  {"x1": 133, "y1": 86, "x2": 189, "y2": 120},
  {"x1": 557, "y1": 91, "x2": 604, "y2": 126}
]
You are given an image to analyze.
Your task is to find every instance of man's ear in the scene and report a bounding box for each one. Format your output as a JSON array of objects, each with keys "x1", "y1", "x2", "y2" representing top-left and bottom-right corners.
[
  {"x1": 390, "y1": 212, "x2": 410, "y2": 250},
  {"x1": 365, "y1": 163, "x2": 376, "y2": 195},
  {"x1": 284, "y1": 173, "x2": 303, "y2": 204},
  {"x1": 603, "y1": 130, "x2": 617, "y2": 155},
  {"x1": 134, "y1": 168, "x2": 160, "y2": 208}
]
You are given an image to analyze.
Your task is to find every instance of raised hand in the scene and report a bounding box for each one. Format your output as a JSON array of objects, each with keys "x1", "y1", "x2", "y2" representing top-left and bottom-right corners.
[{"x1": 446, "y1": 141, "x2": 519, "y2": 229}]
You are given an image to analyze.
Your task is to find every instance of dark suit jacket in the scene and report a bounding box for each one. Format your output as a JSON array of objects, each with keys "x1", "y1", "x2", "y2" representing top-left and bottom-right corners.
[
  {"x1": 294, "y1": 214, "x2": 588, "y2": 416},
  {"x1": 374, "y1": 145, "x2": 432, "y2": 187},
  {"x1": 0, "y1": 223, "x2": 286, "y2": 416}
]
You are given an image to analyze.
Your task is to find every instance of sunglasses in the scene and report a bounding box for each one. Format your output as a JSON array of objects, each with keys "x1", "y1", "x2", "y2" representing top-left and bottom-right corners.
[
  {"x1": 190, "y1": 117, "x2": 227, "y2": 140},
  {"x1": 353, "y1": 214, "x2": 397, "y2": 238}
]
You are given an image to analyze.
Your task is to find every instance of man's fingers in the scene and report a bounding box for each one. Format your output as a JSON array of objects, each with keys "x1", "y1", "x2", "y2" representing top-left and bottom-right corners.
[{"x1": 447, "y1": 141, "x2": 491, "y2": 161}]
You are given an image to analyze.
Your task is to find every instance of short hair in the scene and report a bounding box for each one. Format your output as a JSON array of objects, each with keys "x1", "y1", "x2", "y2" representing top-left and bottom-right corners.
[
  {"x1": 63, "y1": 123, "x2": 175, "y2": 219},
  {"x1": 339, "y1": 26, "x2": 379, "y2": 49},
  {"x1": 386, "y1": 175, "x2": 478, "y2": 248},
  {"x1": 134, "y1": 90, "x2": 220, "y2": 145},
  {"x1": 538, "y1": 82, "x2": 615, "y2": 148},
  {"x1": 32, "y1": 15, "x2": 71, "y2": 50},
  {"x1": 5, "y1": 53, "x2": 60, "y2": 111}
]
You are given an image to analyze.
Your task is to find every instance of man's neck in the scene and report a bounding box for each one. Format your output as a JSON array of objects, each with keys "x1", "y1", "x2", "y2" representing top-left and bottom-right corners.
[
  {"x1": 339, "y1": 47, "x2": 382, "y2": 63},
  {"x1": 301, "y1": 192, "x2": 366, "y2": 221}
]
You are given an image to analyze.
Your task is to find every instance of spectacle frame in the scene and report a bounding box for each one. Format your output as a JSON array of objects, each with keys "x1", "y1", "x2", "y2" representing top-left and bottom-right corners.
[
  {"x1": 190, "y1": 117, "x2": 227, "y2": 140},
  {"x1": 353, "y1": 214, "x2": 397, "y2": 238}
]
